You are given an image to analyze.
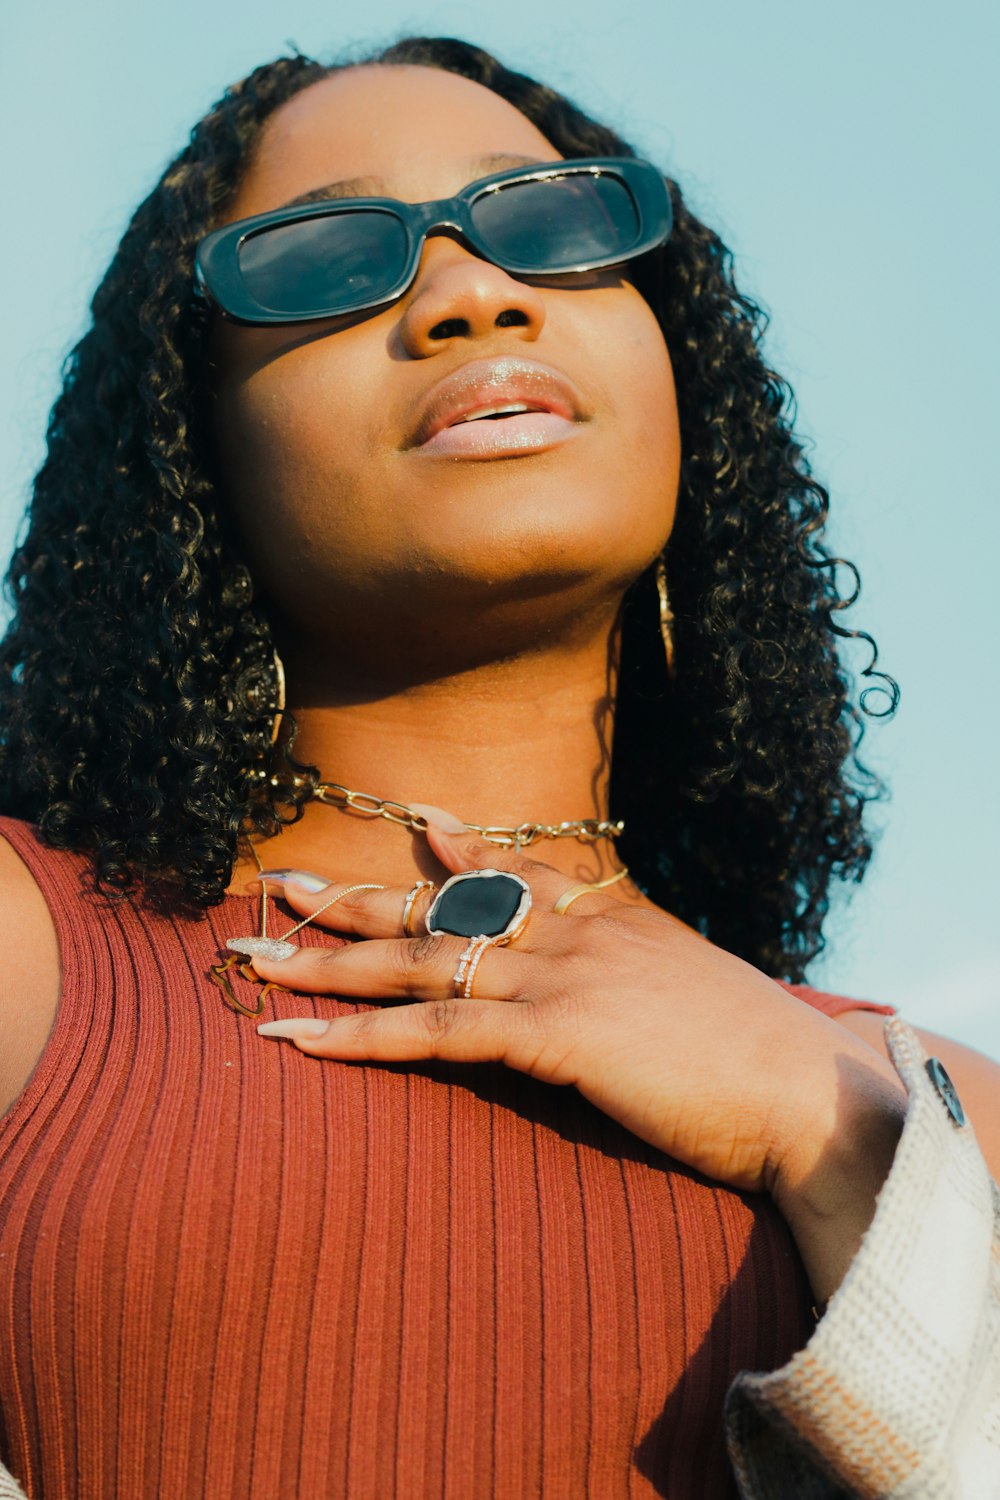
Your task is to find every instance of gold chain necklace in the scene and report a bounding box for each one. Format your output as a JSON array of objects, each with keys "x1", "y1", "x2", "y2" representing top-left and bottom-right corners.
[
  {"x1": 304, "y1": 778, "x2": 624, "y2": 849},
  {"x1": 211, "y1": 778, "x2": 626, "y2": 1018}
]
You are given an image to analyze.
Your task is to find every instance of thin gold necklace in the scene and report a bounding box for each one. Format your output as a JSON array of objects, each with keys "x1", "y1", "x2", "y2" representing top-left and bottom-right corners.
[{"x1": 210, "y1": 839, "x2": 286, "y2": 1018}]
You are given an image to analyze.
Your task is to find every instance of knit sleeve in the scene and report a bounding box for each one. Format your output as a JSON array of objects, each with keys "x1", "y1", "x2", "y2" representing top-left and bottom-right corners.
[
  {"x1": 724, "y1": 1017, "x2": 1000, "y2": 1499},
  {"x1": 0, "y1": 1461, "x2": 27, "y2": 1498}
]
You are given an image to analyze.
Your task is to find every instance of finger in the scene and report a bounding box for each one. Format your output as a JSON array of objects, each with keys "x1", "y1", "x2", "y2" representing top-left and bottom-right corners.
[
  {"x1": 417, "y1": 814, "x2": 630, "y2": 927},
  {"x1": 246, "y1": 931, "x2": 529, "y2": 1002},
  {"x1": 253, "y1": 874, "x2": 438, "y2": 940},
  {"x1": 257, "y1": 995, "x2": 546, "y2": 1074},
  {"x1": 413, "y1": 806, "x2": 581, "y2": 907}
]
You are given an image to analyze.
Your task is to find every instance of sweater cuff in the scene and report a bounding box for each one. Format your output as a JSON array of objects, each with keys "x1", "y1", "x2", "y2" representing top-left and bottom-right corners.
[
  {"x1": 0, "y1": 1465, "x2": 27, "y2": 1499},
  {"x1": 725, "y1": 1016, "x2": 1000, "y2": 1499}
]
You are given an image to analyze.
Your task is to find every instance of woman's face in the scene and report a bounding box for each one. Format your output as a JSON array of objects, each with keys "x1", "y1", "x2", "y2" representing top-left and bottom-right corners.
[{"x1": 208, "y1": 65, "x2": 681, "y2": 680}]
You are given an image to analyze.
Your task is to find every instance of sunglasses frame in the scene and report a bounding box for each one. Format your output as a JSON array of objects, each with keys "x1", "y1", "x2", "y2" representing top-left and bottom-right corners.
[{"x1": 194, "y1": 156, "x2": 672, "y2": 326}]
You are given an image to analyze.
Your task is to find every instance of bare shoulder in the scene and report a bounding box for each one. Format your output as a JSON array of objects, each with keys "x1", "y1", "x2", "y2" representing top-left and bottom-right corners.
[
  {"x1": 837, "y1": 1006, "x2": 1000, "y2": 1181},
  {"x1": 0, "y1": 832, "x2": 61, "y2": 1118}
]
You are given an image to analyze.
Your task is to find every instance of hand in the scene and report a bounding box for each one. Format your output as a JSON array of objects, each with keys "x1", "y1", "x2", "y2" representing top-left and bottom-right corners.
[{"x1": 246, "y1": 818, "x2": 906, "y2": 1288}]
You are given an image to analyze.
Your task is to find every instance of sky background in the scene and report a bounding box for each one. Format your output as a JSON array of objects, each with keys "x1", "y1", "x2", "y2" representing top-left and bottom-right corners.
[{"x1": 1, "y1": 0, "x2": 997, "y2": 1055}]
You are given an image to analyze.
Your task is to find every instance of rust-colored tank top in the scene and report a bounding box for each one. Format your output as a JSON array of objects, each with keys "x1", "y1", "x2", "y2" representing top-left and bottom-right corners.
[{"x1": 0, "y1": 819, "x2": 893, "y2": 1498}]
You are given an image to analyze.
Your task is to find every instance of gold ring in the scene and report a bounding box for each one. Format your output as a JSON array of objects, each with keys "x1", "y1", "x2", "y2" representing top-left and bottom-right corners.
[
  {"x1": 553, "y1": 883, "x2": 595, "y2": 915},
  {"x1": 452, "y1": 936, "x2": 492, "y2": 999},
  {"x1": 402, "y1": 879, "x2": 436, "y2": 937},
  {"x1": 553, "y1": 866, "x2": 629, "y2": 915}
]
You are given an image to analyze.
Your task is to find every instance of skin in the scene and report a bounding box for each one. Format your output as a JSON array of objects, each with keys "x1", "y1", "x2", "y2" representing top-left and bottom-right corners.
[
  {"x1": 2, "y1": 65, "x2": 999, "y2": 1315},
  {"x1": 208, "y1": 64, "x2": 680, "y2": 898}
]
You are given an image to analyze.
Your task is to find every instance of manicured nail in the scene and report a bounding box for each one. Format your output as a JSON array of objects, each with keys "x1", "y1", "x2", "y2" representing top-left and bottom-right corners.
[
  {"x1": 258, "y1": 1018, "x2": 331, "y2": 1039},
  {"x1": 226, "y1": 936, "x2": 298, "y2": 961},
  {"x1": 409, "y1": 803, "x2": 467, "y2": 833},
  {"x1": 254, "y1": 869, "x2": 329, "y2": 892}
]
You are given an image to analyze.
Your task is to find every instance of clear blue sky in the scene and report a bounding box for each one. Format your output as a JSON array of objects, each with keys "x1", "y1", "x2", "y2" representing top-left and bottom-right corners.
[{"x1": 1, "y1": 0, "x2": 997, "y2": 1053}]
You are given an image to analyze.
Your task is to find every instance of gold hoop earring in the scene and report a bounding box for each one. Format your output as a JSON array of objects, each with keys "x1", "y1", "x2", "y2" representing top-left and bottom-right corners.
[
  {"x1": 240, "y1": 649, "x2": 287, "y2": 785},
  {"x1": 269, "y1": 649, "x2": 286, "y2": 746},
  {"x1": 654, "y1": 556, "x2": 676, "y2": 684}
]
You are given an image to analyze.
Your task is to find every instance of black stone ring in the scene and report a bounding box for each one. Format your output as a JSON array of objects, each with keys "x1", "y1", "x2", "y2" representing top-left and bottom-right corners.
[{"x1": 424, "y1": 869, "x2": 532, "y2": 945}]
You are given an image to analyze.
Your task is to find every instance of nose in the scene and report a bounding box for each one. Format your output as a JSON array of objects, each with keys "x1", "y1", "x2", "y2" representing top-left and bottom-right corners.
[{"x1": 398, "y1": 237, "x2": 547, "y2": 358}]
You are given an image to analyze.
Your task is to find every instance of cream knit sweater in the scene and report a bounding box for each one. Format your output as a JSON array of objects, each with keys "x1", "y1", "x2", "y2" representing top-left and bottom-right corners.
[{"x1": 726, "y1": 1017, "x2": 1000, "y2": 1497}]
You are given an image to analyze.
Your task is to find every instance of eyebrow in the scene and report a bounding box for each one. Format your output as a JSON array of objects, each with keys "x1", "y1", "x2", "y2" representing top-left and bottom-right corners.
[{"x1": 278, "y1": 153, "x2": 549, "y2": 211}]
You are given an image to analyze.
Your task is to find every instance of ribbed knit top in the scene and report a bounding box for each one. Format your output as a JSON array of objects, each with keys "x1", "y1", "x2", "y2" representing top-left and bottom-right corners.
[{"x1": 0, "y1": 818, "x2": 894, "y2": 1499}]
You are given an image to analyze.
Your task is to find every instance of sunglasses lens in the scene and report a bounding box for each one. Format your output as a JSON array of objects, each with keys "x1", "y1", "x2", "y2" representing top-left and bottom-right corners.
[
  {"x1": 237, "y1": 210, "x2": 409, "y2": 316},
  {"x1": 470, "y1": 171, "x2": 639, "y2": 270}
]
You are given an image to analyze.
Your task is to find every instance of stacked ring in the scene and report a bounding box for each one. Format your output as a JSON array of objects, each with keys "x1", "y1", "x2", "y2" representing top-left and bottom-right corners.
[
  {"x1": 453, "y1": 937, "x2": 492, "y2": 999},
  {"x1": 424, "y1": 869, "x2": 532, "y2": 998},
  {"x1": 402, "y1": 879, "x2": 436, "y2": 937}
]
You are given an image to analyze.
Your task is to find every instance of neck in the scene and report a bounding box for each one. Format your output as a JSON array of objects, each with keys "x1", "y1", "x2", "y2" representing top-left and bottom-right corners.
[{"x1": 230, "y1": 623, "x2": 631, "y2": 897}]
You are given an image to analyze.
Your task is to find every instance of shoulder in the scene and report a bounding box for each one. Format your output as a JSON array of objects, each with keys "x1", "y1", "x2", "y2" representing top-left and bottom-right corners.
[
  {"x1": 777, "y1": 980, "x2": 895, "y2": 1022},
  {"x1": 809, "y1": 987, "x2": 1000, "y2": 1184},
  {"x1": 0, "y1": 823, "x2": 61, "y2": 1118}
]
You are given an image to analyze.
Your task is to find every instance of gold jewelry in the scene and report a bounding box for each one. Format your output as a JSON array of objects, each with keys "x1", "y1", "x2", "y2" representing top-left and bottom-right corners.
[
  {"x1": 253, "y1": 651, "x2": 626, "y2": 841},
  {"x1": 269, "y1": 649, "x2": 286, "y2": 745},
  {"x1": 654, "y1": 555, "x2": 676, "y2": 684},
  {"x1": 426, "y1": 870, "x2": 531, "y2": 947},
  {"x1": 223, "y1": 727, "x2": 628, "y2": 1012},
  {"x1": 249, "y1": 658, "x2": 626, "y2": 845},
  {"x1": 428, "y1": 871, "x2": 531, "y2": 999},
  {"x1": 213, "y1": 855, "x2": 386, "y2": 1017},
  {"x1": 402, "y1": 879, "x2": 436, "y2": 937},
  {"x1": 211, "y1": 838, "x2": 290, "y2": 1017},
  {"x1": 553, "y1": 865, "x2": 630, "y2": 915},
  {"x1": 278, "y1": 883, "x2": 386, "y2": 939},
  {"x1": 305, "y1": 781, "x2": 624, "y2": 850},
  {"x1": 453, "y1": 936, "x2": 492, "y2": 999},
  {"x1": 244, "y1": 649, "x2": 286, "y2": 751}
]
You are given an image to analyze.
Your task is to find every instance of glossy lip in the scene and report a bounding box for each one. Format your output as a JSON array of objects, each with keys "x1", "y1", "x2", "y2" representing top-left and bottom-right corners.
[
  {"x1": 414, "y1": 411, "x2": 581, "y2": 459},
  {"x1": 406, "y1": 356, "x2": 588, "y2": 452}
]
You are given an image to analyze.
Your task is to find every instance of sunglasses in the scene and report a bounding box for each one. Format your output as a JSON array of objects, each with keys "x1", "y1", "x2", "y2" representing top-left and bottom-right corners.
[{"x1": 194, "y1": 156, "x2": 672, "y2": 326}]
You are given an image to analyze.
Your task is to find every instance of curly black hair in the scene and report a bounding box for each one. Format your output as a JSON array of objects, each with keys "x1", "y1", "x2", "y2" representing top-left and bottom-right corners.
[{"x1": 0, "y1": 36, "x2": 897, "y2": 982}]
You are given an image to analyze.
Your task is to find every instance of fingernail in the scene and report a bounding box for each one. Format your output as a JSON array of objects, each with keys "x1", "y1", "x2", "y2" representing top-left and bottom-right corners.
[
  {"x1": 409, "y1": 803, "x2": 467, "y2": 833},
  {"x1": 258, "y1": 1019, "x2": 331, "y2": 1039},
  {"x1": 254, "y1": 869, "x2": 329, "y2": 893},
  {"x1": 226, "y1": 936, "x2": 298, "y2": 961}
]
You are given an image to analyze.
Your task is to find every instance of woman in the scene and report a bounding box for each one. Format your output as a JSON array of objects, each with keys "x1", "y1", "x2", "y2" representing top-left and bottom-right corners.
[{"x1": 0, "y1": 36, "x2": 996, "y2": 1499}]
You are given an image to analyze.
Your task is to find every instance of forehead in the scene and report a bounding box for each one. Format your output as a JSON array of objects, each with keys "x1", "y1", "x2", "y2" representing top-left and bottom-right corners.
[{"x1": 226, "y1": 64, "x2": 562, "y2": 221}]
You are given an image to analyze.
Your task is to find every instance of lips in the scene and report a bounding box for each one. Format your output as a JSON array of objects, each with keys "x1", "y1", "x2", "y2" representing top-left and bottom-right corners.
[{"x1": 407, "y1": 357, "x2": 587, "y2": 451}]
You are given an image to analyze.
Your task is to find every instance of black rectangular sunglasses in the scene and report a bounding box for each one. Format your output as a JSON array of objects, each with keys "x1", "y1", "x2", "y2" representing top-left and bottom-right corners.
[{"x1": 194, "y1": 156, "x2": 672, "y2": 326}]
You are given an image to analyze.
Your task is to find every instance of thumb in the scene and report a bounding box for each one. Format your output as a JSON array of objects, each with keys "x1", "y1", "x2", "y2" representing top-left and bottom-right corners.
[{"x1": 409, "y1": 803, "x2": 496, "y2": 873}]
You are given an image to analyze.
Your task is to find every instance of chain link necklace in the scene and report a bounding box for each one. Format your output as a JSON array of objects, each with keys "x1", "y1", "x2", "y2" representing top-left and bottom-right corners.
[
  {"x1": 310, "y1": 780, "x2": 624, "y2": 849},
  {"x1": 262, "y1": 773, "x2": 625, "y2": 849},
  {"x1": 211, "y1": 775, "x2": 627, "y2": 1017}
]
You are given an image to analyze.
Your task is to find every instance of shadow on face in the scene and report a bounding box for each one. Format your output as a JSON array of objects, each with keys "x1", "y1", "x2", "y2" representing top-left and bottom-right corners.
[{"x1": 204, "y1": 65, "x2": 681, "y2": 684}]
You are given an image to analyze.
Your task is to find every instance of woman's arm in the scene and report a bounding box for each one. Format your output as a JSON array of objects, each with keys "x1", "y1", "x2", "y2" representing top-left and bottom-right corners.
[
  {"x1": 0, "y1": 837, "x2": 59, "y2": 1496},
  {"x1": 0, "y1": 835, "x2": 60, "y2": 1119},
  {"x1": 838, "y1": 1008, "x2": 1000, "y2": 1180}
]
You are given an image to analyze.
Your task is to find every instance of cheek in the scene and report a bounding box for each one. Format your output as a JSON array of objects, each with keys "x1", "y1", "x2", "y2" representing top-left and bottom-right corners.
[
  {"x1": 599, "y1": 297, "x2": 681, "y2": 542},
  {"x1": 209, "y1": 347, "x2": 381, "y2": 564}
]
